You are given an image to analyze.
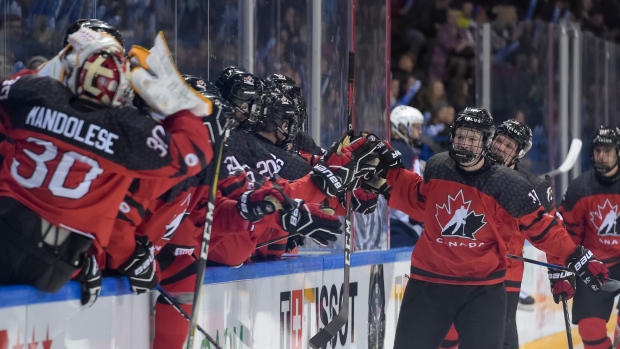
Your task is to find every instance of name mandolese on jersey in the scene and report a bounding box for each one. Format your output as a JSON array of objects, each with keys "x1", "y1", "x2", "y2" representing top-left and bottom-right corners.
[{"x1": 25, "y1": 106, "x2": 119, "y2": 155}]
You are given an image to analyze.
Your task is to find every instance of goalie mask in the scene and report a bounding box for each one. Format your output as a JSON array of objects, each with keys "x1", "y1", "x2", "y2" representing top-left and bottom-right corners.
[
  {"x1": 490, "y1": 119, "x2": 532, "y2": 167},
  {"x1": 216, "y1": 67, "x2": 264, "y2": 131},
  {"x1": 67, "y1": 50, "x2": 133, "y2": 108},
  {"x1": 590, "y1": 125, "x2": 620, "y2": 174},
  {"x1": 266, "y1": 73, "x2": 307, "y2": 127},
  {"x1": 256, "y1": 92, "x2": 300, "y2": 145},
  {"x1": 64, "y1": 19, "x2": 125, "y2": 50},
  {"x1": 449, "y1": 107, "x2": 494, "y2": 166},
  {"x1": 184, "y1": 75, "x2": 235, "y2": 139}
]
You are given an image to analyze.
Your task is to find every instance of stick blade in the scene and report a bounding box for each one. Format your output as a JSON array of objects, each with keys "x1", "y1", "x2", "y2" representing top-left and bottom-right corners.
[
  {"x1": 309, "y1": 329, "x2": 337, "y2": 349},
  {"x1": 543, "y1": 138, "x2": 583, "y2": 177}
]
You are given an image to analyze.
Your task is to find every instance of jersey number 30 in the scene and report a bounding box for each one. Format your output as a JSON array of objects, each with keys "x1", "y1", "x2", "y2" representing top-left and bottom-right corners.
[{"x1": 11, "y1": 137, "x2": 103, "y2": 199}]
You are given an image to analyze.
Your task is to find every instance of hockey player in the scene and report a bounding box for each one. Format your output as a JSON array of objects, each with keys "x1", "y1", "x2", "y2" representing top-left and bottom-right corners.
[
  {"x1": 364, "y1": 107, "x2": 608, "y2": 349},
  {"x1": 561, "y1": 125, "x2": 620, "y2": 349},
  {"x1": 0, "y1": 29, "x2": 215, "y2": 300},
  {"x1": 440, "y1": 119, "x2": 575, "y2": 349},
  {"x1": 389, "y1": 105, "x2": 426, "y2": 248}
]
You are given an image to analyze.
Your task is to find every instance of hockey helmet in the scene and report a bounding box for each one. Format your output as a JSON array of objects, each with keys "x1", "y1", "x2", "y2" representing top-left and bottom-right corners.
[
  {"x1": 266, "y1": 73, "x2": 307, "y2": 126},
  {"x1": 391, "y1": 106, "x2": 424, "y2": 127},
  {"x1": 216, "y1": 67, "x2": 264, "y2": 131},
  {"x1": 256, "y1": 91, "x2": 300, "y2": 144},
  {"x1": 449, "y1": 107, "x2": 495, "y2": 165},
  {"x1": 491, "y1": 119, "x2": 532, "y2": 166},
  {"x1": 68, "y1": 50, "x2": 133, "y2": 108},
  {"x1": 590, "y1": 125, "x2": 620, "y2": 174},
  {"x1": 184, "y1": 74, "x2": 235, "y2": 138}
]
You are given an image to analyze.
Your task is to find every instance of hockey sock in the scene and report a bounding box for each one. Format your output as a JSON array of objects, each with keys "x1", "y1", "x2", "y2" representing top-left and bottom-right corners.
[
  {"x1": 154, "y1": 294, "x2": 193, "y2": 349},
  {"x1": 440, "y1": 324, "x2": 459, "y2": 349},
  {"x1": 579, "y1": 318, "x2": 611, "y2": 349}
]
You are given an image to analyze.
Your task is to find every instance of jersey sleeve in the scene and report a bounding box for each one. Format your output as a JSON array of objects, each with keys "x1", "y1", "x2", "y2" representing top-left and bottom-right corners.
[{"x1": 385, "y1": 167, "x2": 426, "y2": 221}]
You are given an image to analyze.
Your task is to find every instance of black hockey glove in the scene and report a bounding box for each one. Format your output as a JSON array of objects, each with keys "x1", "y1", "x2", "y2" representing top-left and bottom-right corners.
[
  {"x1": 566, "y1": 245, "x2": 608, "y2": 292},
  {"x1": 118, "y1": 236, "x2": 158, "y2": 294},
  {"x1": 237, "y1": 186, "x2": 295, "y2": 222},
  {"x1": 548, "y1": 269, "x2": 576, "y2": 304},
  {"x1": 75, "y1": 254, "x2": 101, "y2": 308},
  {"x1": 310, "y1": 131, "x2": 379, "y2": 197},
  {"x1": 360, "y1": 174, "x2": 393, "y2": 201},
  {"x1": 372, "y1": 140, "x2": 404, "y2": 177},
  {"x1": 340, "y1": 183, "x2": 379, "y2": 214},
  {"x1": 281, "y1": 200, "x2": 342, "y2": 246}
]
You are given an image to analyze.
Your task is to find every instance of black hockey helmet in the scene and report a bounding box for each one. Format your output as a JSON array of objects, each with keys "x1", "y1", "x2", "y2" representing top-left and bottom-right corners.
[
  {"x1": 266, "y1": 73, "x2": 307, "y2": 126},
  {"x1": 63, "y1": 19, "x2": 125, "y2": 49},
  {"x1": 256, "y1": 91, "x2": 300, "y2": 144},
  {"x1": 491, "y1": 119, "x2": 532, "y2": 166},
  {"x1": 184, "y1": 74, "x2": 235, "y2": 140},
  {"x1": 590, "y1": 125, "x2": 620, "y2": 174},
  {"x1": 215, "y1": 67, "x2": 265, "y2": 131},
  {"x1": 449, "y1": 107, "x2": 495, "y2": 165}
]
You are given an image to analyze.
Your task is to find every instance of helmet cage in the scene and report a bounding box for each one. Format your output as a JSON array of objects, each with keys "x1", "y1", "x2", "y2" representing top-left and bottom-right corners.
[{"x1": 590, "y1": 126, "x2": 620, "y2": 174}]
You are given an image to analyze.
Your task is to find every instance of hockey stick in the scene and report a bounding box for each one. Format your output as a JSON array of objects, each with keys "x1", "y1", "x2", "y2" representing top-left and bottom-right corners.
[
  {"x1": 256, "y1": 232, "x2": 300, "y2": 249},
  {"x1": 541, "y1": 138, "x2": 583, "y2": 177},
  {"x1": 157, "y1": 286, "x2": 222, "y2": 349},
  {"x1": 561, "y1": 294, "x2": 574, "y2": 349},
  {"x1": 309, "y1": 51, "x2": 355, "y2": 349},
  {"x1": 613, "y1": 324, "x2": 620, "y2": 349},
  {"x1": 185, "y1": 128, "x2": 230, "y2": 349},
  {"x1": 507, "y1": 254, "x2": 620, "y2": 292}
]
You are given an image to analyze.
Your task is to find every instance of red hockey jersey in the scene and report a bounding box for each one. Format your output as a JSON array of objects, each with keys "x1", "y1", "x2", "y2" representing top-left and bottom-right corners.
[{"x1": 386, "y1": 152, "x2": 576, "y2": 286}]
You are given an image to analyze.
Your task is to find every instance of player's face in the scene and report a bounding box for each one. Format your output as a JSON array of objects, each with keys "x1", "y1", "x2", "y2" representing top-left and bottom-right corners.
[
  {"x1": 593, "y1": 145, "x2": 617, "y2": 168},
  {"x1": 409, "y1": 124, "x2": 422, "y2": 139},
  {"x1": 453, "y1": 127, "x2": 484, "y2": 156},
  {"x1": 491, "y1": 135, "x2": 519, "y2": 166}
]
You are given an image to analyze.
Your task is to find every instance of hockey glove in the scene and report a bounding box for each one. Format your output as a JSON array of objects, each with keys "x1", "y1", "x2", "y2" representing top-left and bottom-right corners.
[
  {"x1": 310, "y1": 131, "x2": 379, "y2": 197},
  {"x1": 566, "y1": 245, "x2": 608, "y2": 292},
  {"x1": 340, "y1": 184, "x2": 379, "y2": 214},
  {"x1": 281, "y1": 200, "x2": 342, "y2": 246},
  {"x1": 548, "y1": 269, "x2": 576, "y2": 304},
  {"x1": 372, "y1": 140, "x2": 404, "y2": 177},
  {"x1": 118, "y1": 236, "x2": 158, "y2": 294},
  {"x1": 128, "y1": 32, "x2": 212, "y2": 118},
  {"x1": 75, "y1": 254, "x2": 101, "y2": 308},
  {"x1": 237, "y1": 186, "x2": 295, "y2": 222},
  {"x1": 360, "y1": 174, "x2": 393, "y2": 201}
]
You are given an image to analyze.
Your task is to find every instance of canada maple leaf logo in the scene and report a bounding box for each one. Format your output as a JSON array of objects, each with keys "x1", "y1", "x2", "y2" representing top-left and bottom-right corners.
[
  {"x1": 435, "y1": 190, "x2": 487, "y2": 240},
  {"x1": 589, "y1": 199, "x2": 620, "y2": 236}
]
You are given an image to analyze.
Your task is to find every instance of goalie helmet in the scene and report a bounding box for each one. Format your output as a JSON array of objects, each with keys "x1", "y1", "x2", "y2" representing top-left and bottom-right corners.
[
  {"x1": 67, "y1": 50, "x2": 133, "y2": 108},
  {"x1": 449, "y1": 107, "x2": 494, "y2": 165},
  {"x1": 266, "y1": 74, "x2": 307, "y2": 126},
  {"x1": 64, "y1": 19, "x2": 125, "y2": 49},
  {"x1": 216, "y1": 67, "x2": 265, "y2": 131},
  {"x1": 184, "y1": 74, "x2": 235, "y2": 140},
  {"x1": 491, "y1": 119, "x2": 532, "y2": 166},
  {"x1": 256, "y1": 91, "x2": 300, "y2": 144},
  {"x1": 590, "y1": 125, "x2": 620, "y2": 174}
]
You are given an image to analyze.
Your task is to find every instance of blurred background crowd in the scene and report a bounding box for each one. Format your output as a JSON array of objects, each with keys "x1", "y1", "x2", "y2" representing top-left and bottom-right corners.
[{"x1": 391, "y1": 0, "x2": 620, "y2": 169}]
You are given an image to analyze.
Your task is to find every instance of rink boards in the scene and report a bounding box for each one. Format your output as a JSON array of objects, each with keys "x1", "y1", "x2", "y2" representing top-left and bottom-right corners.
[{"x1": 0, "y1": 245, "x2": 587, "y2": 348}]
